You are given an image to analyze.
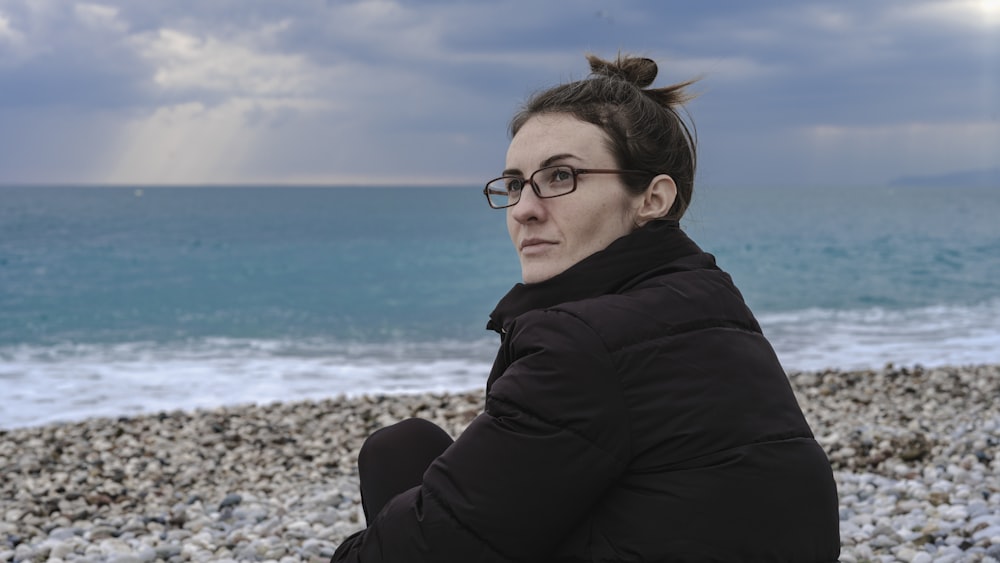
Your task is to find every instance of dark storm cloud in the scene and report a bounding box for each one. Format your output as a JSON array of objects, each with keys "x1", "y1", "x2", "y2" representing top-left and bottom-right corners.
[{"x1": 0, "y1": 0, "x2": 996, "y2": 185}]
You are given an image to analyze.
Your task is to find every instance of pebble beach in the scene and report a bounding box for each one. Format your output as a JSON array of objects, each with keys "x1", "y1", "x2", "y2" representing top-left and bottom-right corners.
[{"x1": 2, "y1": 363, "x2": 999, "y2": 563}]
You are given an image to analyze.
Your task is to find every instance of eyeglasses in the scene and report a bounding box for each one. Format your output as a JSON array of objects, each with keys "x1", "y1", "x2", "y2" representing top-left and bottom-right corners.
[{"x1": 483, "y1": 165, "x2": 652, "y2": 209}]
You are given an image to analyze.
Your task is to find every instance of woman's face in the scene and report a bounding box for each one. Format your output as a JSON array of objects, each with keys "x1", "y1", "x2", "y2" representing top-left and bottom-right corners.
[{"x1": 505, "y1": 113, "x2": 643, "y2": 284}]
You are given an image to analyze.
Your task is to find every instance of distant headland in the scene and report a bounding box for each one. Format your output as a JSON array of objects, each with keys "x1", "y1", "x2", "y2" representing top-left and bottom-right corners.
[{"x1": 889, "y1": 167, "x2": 1000, "y2": 188}]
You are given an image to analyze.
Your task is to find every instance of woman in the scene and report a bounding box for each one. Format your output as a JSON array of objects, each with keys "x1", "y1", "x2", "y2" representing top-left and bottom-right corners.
[{"x1": 332, "y1": 54, "x2": 840, "y2": 562}]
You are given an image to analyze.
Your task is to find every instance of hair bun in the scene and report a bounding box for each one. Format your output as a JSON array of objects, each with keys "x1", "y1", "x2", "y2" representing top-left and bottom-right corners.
[{"x1": 587, "y1": 54, "x2": 658, "y2": 88}]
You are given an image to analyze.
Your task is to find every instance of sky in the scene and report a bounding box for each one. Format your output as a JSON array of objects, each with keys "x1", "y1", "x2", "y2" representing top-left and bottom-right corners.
[{"x1": 0, "y1": 0, "x2": 997, "y2": 187}]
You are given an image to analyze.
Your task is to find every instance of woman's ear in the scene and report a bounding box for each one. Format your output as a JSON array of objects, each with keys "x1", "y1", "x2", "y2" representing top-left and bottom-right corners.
[{"x1": 635, "y1": 174, "x2": 677, "y2": 227}]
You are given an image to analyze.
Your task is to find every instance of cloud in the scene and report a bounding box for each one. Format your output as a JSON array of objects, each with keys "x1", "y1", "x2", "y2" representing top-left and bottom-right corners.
[
  {"x1": 0, "y1": 0, "x2": 997, "y2": 185},
  {"x1": 0, "y1": 8, "x2": 34, "y2": 68},
  {"x1": 95, "y1": 11, "x2": 517, "y2": 184},
  {"x1": 104, "y1": 100, "x2": 268, "y2": 184},
  {"x1": 699, "y1": 117, "x2": 1000, "y2": 187},
  {"x1": 0, "y1": 11, "x2": 24, "y2": 45},
  {"x1": 74, "y1": 3, "x2": 128, "y2": 33},
  {"x1": 798, "y1": 120, "x2": 1000, "y2": 182},
  {"x1": 0, "y1": 107, "x2": 121, "y2": 183},
  {"x1": 103, "y1": 22, "x2": 344, "y2": 183},
  {"x1": 893, "y1": 0, "x2": 1000, "y2": 29},
  {"x1": 134, "y1": 26, "x2": 315, "y2": 97}
]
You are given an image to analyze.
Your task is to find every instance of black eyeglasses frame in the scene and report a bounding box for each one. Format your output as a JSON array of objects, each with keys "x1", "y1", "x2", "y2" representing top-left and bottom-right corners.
[{"x1": 482, "y1": 165, "x2": 654, "y2": 209}]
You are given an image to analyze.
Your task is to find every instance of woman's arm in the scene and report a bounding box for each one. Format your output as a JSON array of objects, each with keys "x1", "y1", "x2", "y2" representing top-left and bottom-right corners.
[{"x1": 332, "y1": 309, "x2": 629, "y2": 562}]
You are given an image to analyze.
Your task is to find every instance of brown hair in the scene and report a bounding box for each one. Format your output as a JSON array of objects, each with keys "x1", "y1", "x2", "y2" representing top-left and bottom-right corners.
[{"x1": 509, "y1": 53, "x2": 698, "y2": 220}]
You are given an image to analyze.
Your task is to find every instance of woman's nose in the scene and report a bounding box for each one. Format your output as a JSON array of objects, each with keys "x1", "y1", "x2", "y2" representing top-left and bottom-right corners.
[{"x1": 509, "y1": 182, "x2": 546, "y2": 222}]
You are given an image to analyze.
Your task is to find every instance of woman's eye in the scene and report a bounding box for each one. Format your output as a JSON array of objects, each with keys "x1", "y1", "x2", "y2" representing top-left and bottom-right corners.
[
  {"x1": 550, "y1": 168, "x2": 573, "y2": 184},
  {"x1": 505, "y1": 179, "x2": 524, "y2": 193}
]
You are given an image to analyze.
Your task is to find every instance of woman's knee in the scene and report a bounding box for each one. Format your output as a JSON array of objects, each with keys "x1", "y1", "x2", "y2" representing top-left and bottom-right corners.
[{"x1": 358, "y1": 418, "x2": 453, "y2": 469}]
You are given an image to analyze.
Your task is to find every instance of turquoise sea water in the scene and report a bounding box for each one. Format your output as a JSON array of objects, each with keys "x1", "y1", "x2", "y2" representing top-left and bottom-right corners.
[{"x1": 2, "y1": 184, "x2": 999, "y2": 427}]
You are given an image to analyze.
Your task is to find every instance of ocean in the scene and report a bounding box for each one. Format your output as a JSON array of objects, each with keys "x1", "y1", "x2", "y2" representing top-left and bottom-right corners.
[{"x1": 2, "y1": 184, "x2": 998, "y2": 429}]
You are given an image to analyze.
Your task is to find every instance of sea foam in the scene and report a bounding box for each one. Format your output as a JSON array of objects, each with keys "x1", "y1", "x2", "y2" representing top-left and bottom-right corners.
[{"x1": 2, "y1": 300, "x2": 998, "y2": 429}]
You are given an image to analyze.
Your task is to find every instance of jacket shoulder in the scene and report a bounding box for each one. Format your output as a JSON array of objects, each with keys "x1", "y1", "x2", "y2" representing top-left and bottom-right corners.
[{"x1": 550, "y1": 257, "x2": 761, "y2": 352}]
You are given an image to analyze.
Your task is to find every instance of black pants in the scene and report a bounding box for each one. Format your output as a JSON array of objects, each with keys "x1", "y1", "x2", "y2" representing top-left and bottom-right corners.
[{"x1": 357, "y1": 418, "x2": 454, "y2": 523}]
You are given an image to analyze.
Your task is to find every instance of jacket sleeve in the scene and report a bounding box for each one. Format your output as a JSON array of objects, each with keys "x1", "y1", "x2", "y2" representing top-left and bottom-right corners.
[{"x1": 331, "y1": 309, "x2": 631, "y2": 562}]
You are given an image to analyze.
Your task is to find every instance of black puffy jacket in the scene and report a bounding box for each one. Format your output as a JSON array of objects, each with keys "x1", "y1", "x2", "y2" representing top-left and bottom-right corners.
[{"x1": 333, "y1": 220, "x2": 840, "y2": 562}]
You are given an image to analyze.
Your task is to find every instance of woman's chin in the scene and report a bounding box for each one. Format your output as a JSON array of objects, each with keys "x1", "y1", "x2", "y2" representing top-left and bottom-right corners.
[{"x1": 520, "y1": 264, "x2": 561, "y2": 284}]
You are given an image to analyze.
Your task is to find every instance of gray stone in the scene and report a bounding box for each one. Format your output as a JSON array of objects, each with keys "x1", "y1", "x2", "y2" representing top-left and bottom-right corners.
[
  {"x1": 234, "y1": 506, "x2": 270, "y2": 523},
  {"x1": 869, "y1": 534, "x2": 897, "y2": 548},
  {"x1": 87, "y1": 525, "x2": 118, "y2": 540},
  {"x1": 0, "y1": 364, "x2": 998, "y2": 563},
  {"x1": 219, "y1": 493, "x2": 243, "y2": 510},
  {"x1": 155, "y1": 544, "x2": 183, "y2": 559},
  {"x1": 973, "y1": 525, "x2": 1000, "y2": 541},
  {"x1": 50, "y1": 539, "x2": 76, "y2": 559},
  {"x1": 48, "y1": 526, "x2": 83, "y2": 540}
]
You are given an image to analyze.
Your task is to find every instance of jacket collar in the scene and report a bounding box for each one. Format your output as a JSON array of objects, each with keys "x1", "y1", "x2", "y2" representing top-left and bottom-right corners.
[{"x1": 487, "y1": 220, "x2": 703, "y2": 334}]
